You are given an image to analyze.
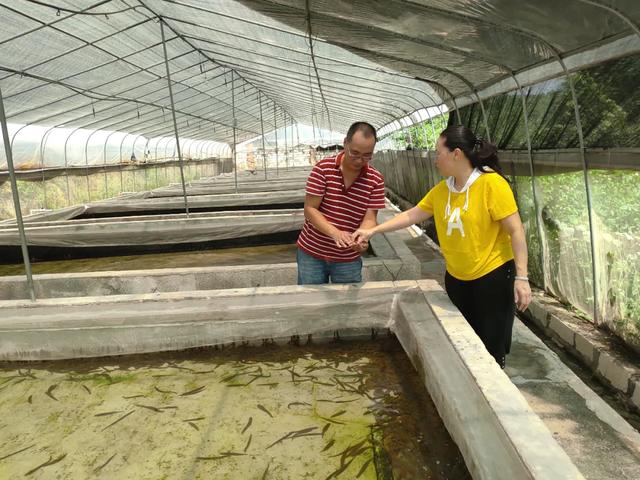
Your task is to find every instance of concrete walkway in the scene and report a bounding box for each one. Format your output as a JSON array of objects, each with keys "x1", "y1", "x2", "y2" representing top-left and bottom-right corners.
[{"x1": 392, "y1": 214, "x2": 640, "y2": 479}]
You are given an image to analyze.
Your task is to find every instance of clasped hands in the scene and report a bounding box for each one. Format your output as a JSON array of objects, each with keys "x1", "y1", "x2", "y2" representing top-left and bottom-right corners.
[{"x1": 332, "y1": 228, "x2": 376, "y2": 253}]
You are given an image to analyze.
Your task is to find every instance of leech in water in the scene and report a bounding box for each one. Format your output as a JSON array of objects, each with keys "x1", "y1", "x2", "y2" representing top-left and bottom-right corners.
[
  {"x1": 94, "y1": 411, "x2": 123, "y2": 417},
  {"x1": 182, "y1": 416, "x2": 205, "y2": 422},
  {"x1": 102, "y1": 410, "x2": 134, "y2": 431},
  {"x1": 355, "y1": 459, "x2": 372, "y2": 478},
  {"x1": 244, "y1": 434, "x2": 252, "y2": 452},
  {"x1": 45, "y1": 384, "x2": 58, "y2": 401},
  {"x1": 25, "y1": 453, "x2": 67, "y2": 476},
  {"x1": 167, "y1": 363, "x2": 194, "y2": 372},
  {"x1": 324, "y1": 457, "x2": 354, "y2": 480},
  {"x1": 317, "y1": 415, "x2": 346, "y2": 425},
  {"x1": 220, "y1": 372, "x2": 241, "y2": 382},
  {"x1": 312, "y1": 380, "x2": 334, "y2": 387},
  {"x1": 196, "y1": 451, "x2": 246, "y2": 460},
  {"x1": 93, "y1": 453, "x2": 117, "y2": 473},
  {"x1": 256, "y1": 404, "x2": 273, "y2": 418},
  {"x1": 266, "y1": 426, "x2": 319, "y2": 449},
  {"x1": 155, "y1": 386, "x2": 177, "y2": 395},
  {"x1": 316, "y1": 398, "x2": 359, "y2": 404},
  {"x1": 135, "y1": 404, "x2": 163, "y2": 413},
  {"x1": 321, "y1": 439, "x2": 335, "y2": 452},
  {"x1": 180, "y1": 386, "x2": 205, "y2": 396},
  {"x1": 81, "y1": 385, "x2": 91, "y2": 394},
  {"x1": 0, "y1": 444, "x2": 35, "y2": 461},
  {"x1": 241, "y1": 417, "x2": 252, "y2": 434}
]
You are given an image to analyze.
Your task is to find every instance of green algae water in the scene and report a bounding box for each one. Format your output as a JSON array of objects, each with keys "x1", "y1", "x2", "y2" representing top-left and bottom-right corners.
[
  {"x1": 0, "y1": 339, "x2": 469, "y2": 479},
  {"x1": 0, "y1": 244, "x2": 300, "y2": 276}
]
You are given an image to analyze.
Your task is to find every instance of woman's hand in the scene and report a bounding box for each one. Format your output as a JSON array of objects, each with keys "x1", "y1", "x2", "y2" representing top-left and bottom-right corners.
[
  {"x1": 352, "y1": 228, "x2": 375, "y2": 244},
  {"x1": 350, "y1": 240, "x2": 369, "y2": 253},
  {"x1": 332, "y1": 230, "x2": 355, "y2": 249},
  {"x1": 515, "y1": 279, "x2": 532, "y2": 312}
]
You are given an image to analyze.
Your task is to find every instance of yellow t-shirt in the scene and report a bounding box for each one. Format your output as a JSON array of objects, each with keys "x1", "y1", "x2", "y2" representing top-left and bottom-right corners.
[{"x1": 417, "y1": 172, "x2": 517, "y2": 281}]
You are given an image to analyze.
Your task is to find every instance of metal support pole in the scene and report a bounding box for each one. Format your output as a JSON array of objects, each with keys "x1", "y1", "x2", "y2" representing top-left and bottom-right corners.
[
  {"x1": 164, "y1": 137, "x2": 173, "y2": 183},
  {"x1": 0, "y1": 87, "x2": 35, "y2": 301},
  {"x1": 130, "y1": 134, "x2": 143, "y2": 192},
  {"x1": 160, "y1": 18, "x2": 190, "y2": 216},
  {"x1": 420, "y1": 120, "x2": 433, "y2": 187},
  {"x1": 103, "y1": 130, "x2": 118, "y2": 196},
  {"x1": 153, "y1": 137, "x2": 162, "y2": 187},
  {"x1": 39, "y1": 126, "x2": 56, "y2": 209},
  {"x1": 284, "y1": 113, "x2": 289, "y2": 170},
  {"x1": 295, "y1": 122, "x2": 300, "y2": 166},
  {"x1": 118, "y1": 132, "x2": 130, "y2": 192},
  {"x1": 64, "y1": 127, "x2": 83, "y2": 204},
  {"x1": 513, "y1": 76, "x2": 548, "y2": 292},
  {"x1": 153, "y1": 136, "x2": 162, "y2": 161},
  {"x1": 450, "y1": 96, "x2": 462, "y2": 125},
  {"x1": 474, "y1": 92, "x2": 492, "y2": 143},
  {"x1": 273, "y1": 103, "x2": 279, "y2": 176},
  {"x1": 258, "y1": 91, "x2": 267, "y2": 180},
  {"x1": 565, "y1": 72, "x2": 601, "y2": 324},
  {"x1": 84, "y1": 129, "x2": 98, "y2": 201},
  {"x1": 426, "y1": 107, "x2": 440, "y2": 184},
  {"x1": 231, "y1": 70, "x2": 238, "y2": 193},
  {"x1": 142, "y1": 138, "x2": 150, "y2": 190}
]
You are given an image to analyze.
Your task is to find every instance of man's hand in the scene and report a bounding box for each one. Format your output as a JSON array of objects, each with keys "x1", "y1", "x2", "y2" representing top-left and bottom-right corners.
[
  {"x1": 332, "y1": 230, "x2": 355, "y2": 249},
  {"x1": 352, "y1": 228, "x2": 375, "y2": 244},
  {"x1": 350, "y1": 240, "x2": 369, "y2": 253}
]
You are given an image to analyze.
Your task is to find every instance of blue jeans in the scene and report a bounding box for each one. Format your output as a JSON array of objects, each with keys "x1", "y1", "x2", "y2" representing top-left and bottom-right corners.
[{"x1": 296, "y1": 248, "x2": 363, "y2": 285}]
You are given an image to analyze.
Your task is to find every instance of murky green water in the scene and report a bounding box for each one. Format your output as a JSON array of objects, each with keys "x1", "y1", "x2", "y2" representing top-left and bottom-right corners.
[
  {"x1": 0, "y1": 244, "x2": 299, "y2": 276},
  {"x1": 0, "y1": 339, "x2": 469, "y2": 479}
]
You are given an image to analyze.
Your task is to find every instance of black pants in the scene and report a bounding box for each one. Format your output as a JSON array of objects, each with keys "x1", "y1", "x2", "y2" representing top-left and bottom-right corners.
[{"x1": 444, "y1": 260, "x2": 516, "y2": 368}]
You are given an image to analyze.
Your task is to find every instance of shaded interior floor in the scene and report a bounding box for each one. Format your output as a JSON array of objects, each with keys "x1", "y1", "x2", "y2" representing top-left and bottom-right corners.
[
  {"x1": 507, "y1": 324, "x2": 640, "y2": 480},
  {"x1": 0, "y1": 338, "x2": 469, "y2": 480}
]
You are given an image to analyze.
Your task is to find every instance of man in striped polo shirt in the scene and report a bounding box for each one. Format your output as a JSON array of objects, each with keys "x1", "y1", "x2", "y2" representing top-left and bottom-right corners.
[{"x1": 297, "y1": 122, "x2": 385, "y2": 284}]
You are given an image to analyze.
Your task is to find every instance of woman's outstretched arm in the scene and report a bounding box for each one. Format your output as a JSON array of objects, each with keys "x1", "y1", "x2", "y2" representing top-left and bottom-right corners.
[{"x1": 353, "y1": 206, "x2": 433, "y2": 243}]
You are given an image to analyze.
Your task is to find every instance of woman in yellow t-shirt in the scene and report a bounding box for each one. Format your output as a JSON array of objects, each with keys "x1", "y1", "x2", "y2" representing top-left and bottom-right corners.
[{"x1": 353, "y1": 125, "x2": 532, "y2": 368}]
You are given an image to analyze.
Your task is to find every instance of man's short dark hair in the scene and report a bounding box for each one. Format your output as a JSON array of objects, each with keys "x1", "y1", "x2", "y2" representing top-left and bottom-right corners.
[{"x1": 346, "y1": 122, "x2": 377, "y2": 142}]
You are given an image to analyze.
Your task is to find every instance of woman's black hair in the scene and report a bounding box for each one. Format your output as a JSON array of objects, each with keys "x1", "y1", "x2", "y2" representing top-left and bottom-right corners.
[{"x1": 440, "y1": 125, "x2": 504, "y2": 177}]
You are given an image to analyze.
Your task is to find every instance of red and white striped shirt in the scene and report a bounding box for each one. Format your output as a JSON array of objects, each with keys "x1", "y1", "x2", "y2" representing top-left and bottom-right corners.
[{"x1": 297, "y1": 152, "x2": 385, "y2": 262}]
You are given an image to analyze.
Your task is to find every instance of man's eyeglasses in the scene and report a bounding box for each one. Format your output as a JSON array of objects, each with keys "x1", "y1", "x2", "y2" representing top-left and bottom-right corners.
[{"x1": 346, "y1": 146, "x2": 373, "y2": 161}]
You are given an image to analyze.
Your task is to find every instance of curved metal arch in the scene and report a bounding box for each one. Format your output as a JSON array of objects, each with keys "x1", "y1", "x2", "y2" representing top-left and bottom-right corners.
[
  {"x1": 194, "y1": 46, "x2": 419, "y2": 119},
  {"x1": 1, "y1": 6, "x2": 274, "y2": 131},
  {"x1": 9, "y1": 124, "x2": 30, "y2": 153},
  {"x1": 170, "y1": 15, "x2": 439, "y2": 100}
]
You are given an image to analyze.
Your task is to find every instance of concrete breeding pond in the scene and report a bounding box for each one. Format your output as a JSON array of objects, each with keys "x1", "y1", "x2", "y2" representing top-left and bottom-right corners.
[
  {"x1": 0, "y1": 208, "x2": 421, "y2": 299},
  {"x1": 0, "y1": 338, "x2": 469, "y2": 480},
  {"x1": 0, "y1": 281, "x2": 584, "y2": 480}
]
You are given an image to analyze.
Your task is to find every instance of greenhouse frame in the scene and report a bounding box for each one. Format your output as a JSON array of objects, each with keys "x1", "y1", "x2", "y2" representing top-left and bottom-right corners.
[{"x1": 0, "y1": 1, "x2": 639, "y2": 479}]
